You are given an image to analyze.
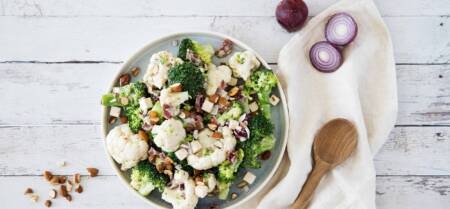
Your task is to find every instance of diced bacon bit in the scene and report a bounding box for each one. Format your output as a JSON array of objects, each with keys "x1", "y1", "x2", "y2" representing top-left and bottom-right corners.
[
  {"x1": 227, "y1": 77, "x2": 238, "y2": 86},
  {"x1": 201, "y1": 100, "x2": 214, "y2": 113},
  {"x1": 209, "y1": 94, "x2": 219, "y2": 103},
  {"x1": 218, "y1": 97, "x2": 229, "y2": 106},
  {"x1": 170, "y1": 83, "x2": 183, "y2": 92},
  {"x1": 211, "y1": 132, "x2": 223, "y2": 139},
  {"x1": 243, "y1": 172, "x2": 256, "y2": 185},
  {"x1": 228, "y1": 87, "x2": 240, "y2": 97},
  {"x1": 109, "y1": 106, "x2": 121, "y2": 117},
  {"x1": 270, "y1": 94, "x2": 280, "y2": 106},
  {"x1": 138, "y1": 130, "x2": 149, "y2": 142},
  {"x1": 249, "y1": 102, "x2": 259, "y2": 112}
]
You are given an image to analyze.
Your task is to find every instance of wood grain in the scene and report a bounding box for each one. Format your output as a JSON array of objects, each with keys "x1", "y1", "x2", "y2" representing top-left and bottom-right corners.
[
  {"x1": 1, "y1": 176, "x2": 448, "y2": 209},
  {"x1": 0, "y1": 16, "x2": 448, "y2": 63},
  {"x1": 2, "y1": 0, "x2": 449, "y2": 17},
  {"x1": 0, "y1": 64, "x2": 449, "y2": 126}
]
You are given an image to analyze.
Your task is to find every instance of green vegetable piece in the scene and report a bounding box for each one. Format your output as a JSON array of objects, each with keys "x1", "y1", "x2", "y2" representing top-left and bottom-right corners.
[
  {"x1": 151, "y1": 101, "x2": 163, "y2": 119},
  {"x1": 168, "y1": 62, "x2": 205, "y2": 97},
  {"x1": 178, "y1": 38, "x2": 194, "y2": 61},
  {"x1": 130, "y1": 160, "x2": 169, "y2": 195},
  {"x1": 245, "y1": 67, "x2": 277, "y2": 118},
  {"x1": 217, "y1": 181, "x2": 231, "y2": 200},
  {"x1": 217, "y1": 149, "x2": 244, "y2": 200},
  {"x1": 101, "y1": 93, "x2": 122, "y2": 107},
  {"x1": 248, "y1": 112, "x2": 274, "y2": 138},
  {"x1": 124, "y1": 105, "x2": 143, "y2": 133},
  {"x1": 217, "y1": 102, "x2": 244, "y2": 124},
  {"x1": 192, "y1": 41, "x2": 214, "y2": 64}
]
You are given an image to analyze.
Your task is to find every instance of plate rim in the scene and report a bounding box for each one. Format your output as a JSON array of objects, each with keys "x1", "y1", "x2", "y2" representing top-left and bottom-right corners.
[{"x1": 101, "y1": 30, "x2": 290, "y2": 209}]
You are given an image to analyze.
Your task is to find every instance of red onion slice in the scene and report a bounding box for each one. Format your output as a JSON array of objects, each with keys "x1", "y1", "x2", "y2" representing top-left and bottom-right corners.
[
  {"x1": 309, "y1": 41, "x2": 342, "y2": 73},
  {"x1": 325, "y1": 13, "x2": 358, "y2": 46}
]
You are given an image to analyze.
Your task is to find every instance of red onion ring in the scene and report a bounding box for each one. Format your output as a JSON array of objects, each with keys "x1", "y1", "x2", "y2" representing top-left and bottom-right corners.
[
  {"x1": 309, "y1": 41, "x2": 342, "y2": 73},
  {"x1": 325, "y1": 12, "x2": 358, "y2": 46}
]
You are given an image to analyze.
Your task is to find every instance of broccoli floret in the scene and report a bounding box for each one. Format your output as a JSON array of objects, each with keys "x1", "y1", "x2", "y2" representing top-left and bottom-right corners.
[
  {"x1": 178, "y1": 38, "x2": 194, "y2": 61},
  {"x1": 101, "y1": 93, "x2": 122, "y2": 107},
  {"x1": 167, "y1": 152, "x2": 194, "y2": 176},
  {"x1": 217, "y1": 149, "x2": 244, "y2": 199},
  {"x1": 217, "y1": 102, "x2": 244, "y2": 124},
  {"x1": 178, "y1": 38, "x2": 214, "y2": 64},
  {"x1": 248, "y1": 112, "x2": 274, "y2": 138},
  {"x1": 168, "y1": 63, "x2": 205, "y2": 97},
  {"x1": 245, "y1": 67, "x2": 277, "y2": 118},
  {"x1": 241, "y1": 135, "x2": 275, "y2": 169},
  {"x1": 124, "y1": 105, "x2": 143, "y2": 133},
  {"x1": 130, "y1": 161, "x2": 169, "y2": 195}
]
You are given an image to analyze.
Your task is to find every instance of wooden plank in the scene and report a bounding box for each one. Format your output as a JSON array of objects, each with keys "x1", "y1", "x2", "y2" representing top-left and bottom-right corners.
[
  {"x1": 0, "y1": 63, "x2": 449, "y2": 126},
  {"x1": 0, "y1": 125, "x2": 448, "y2": 176},
  {"x1": 0, "y1": 16, "x2": 448, "y2": 63},
  {"x1": 1, "y1": 175, "x2": 448, "y2": 209},
  {"x1": 2, "y1": 0, "x2": 449, "y2": 17}
]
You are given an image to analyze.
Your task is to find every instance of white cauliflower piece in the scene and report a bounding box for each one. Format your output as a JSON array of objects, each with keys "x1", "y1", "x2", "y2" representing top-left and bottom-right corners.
[
  {"x1": 206, "y1": 64, "x2": 232, "y2": 96},
  {"x1": 187, "y1": 128, "x2": 237, "y2": 170},
  {"x1": 228, "y1": 51, "x2": 260, "y2": 81},
  {"x1": 162, "y1": 170, "x2": 198, "y2": 209},
  {"x1": 106, "y1": 124, "x2": 149, "y2": 171},
  {"x1": 144, "y1": 51, "x2": 183, "y2": 89},
  {"x1": 159, "y1": 88, "x2": 189, "y2": 108},
  {"x1": 152, "y1": 118, "x2": 186, "y2": 152}
]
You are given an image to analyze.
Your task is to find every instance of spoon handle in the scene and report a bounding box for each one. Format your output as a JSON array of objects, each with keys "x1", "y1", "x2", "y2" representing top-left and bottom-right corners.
[{"x1": 292, "y1": 160, "x2": 331, "y2": 209}]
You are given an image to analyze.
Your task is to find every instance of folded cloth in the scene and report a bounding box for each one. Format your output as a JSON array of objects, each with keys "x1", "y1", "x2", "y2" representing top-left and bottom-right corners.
[{"x1": 241, "y1": 0, "x2": 398, "y2": 208}]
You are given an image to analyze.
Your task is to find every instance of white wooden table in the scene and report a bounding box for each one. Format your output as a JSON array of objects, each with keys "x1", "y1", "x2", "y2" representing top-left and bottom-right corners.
[{"x1": 0, "y1": 0, "x2": 449, "y2": 208}]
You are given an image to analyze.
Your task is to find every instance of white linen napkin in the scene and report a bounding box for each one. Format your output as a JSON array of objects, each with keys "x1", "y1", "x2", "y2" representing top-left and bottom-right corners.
[{"x1": 242, "y1": 0, "x2": 398, "y2": 208}]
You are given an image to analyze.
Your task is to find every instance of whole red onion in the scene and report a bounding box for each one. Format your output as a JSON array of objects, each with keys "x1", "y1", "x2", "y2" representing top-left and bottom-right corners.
[{"x1": 276, "y1": 0, "x2": 309, "y2": 32}]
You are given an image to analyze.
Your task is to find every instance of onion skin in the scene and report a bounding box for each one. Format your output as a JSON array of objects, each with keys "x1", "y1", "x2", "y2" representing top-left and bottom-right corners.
[
  {"x1": 325, "y1": 13, "x2": 358, "y2": 46},
  {"x1": 309, "y1": 41, "x2": 343, "y2": 73},
  {"x1": 276, "y1": 0, "x2": 309, "y2": 32}
]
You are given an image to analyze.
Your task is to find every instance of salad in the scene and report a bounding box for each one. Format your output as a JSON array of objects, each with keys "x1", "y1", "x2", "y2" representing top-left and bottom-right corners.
[{"x1": 102, "y1": 38, "x2": 281, "y2": 209}]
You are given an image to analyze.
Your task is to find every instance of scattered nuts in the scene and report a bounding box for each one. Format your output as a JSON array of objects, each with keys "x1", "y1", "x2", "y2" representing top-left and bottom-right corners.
[
  {"x1": 138, "y1": 130, "x2": 149, "y2": 142},
  {"x1": 218, "y1": 97, "x2": 229, "y2": 106},
  {"x1": 131, "y1": 67, "x2": 140, "y2": 77},
  {"x1": 50, "y1": 176, "x2": 60, "y2": 185},
  {"x1": 73, "y1": 173, "x2": 81, "y2": 184},
  {"x1": 119, "y1": 73, "x2": 131, "y2": 86},
  {"x1": 209, "y1": 94, "x2": 219, "y2": 103},
  {"x1": 170, "y1": 83, "x2": 183, "y2": 92},
  {"x1": 207, "y1": 123, "x2": 218, "y2": 130},
  {"x1": 44, "y1": 200, "x2": 52, "y2": 207},
  {"x1": 108, "y1": 116, "x2": 117, "y2": 124},
  {"x1": 65, "y1": 194, "x2": 72, "y2": 202},
  {"x1": 30, "y1": 194, "x2": 39, "y2": 202},
  {"x1": 66, "y1": 182, "x2": 73, "y2": 192},
  {"x1": 237, "y1": 181, "x2": 248, "y2": 188},
  {"x1": 120, "y1": 116, "x2": 128, "y2": 123},
  {"x1": 60, "y1": 185, "x2": 68, "y2": 197},
  {"x1": 228, "y1": 87, "x2": 240, "y2": 97},
  {"x1": 211, "y1": 132, "x2": 223, "y2": 139},
  {"x1": 24, "y1": 188, "x2": 33, "y2": 195},
  {"x1": 75, "y1": 185, "x2": 83, "y2": 193},
  {"x1": 231, "y1": 192, "x2": 238, "y2": 200},
  {"x1": 49, "y1": 189, "x2": 57, "y2": 199},
  {"x1": 86, "y1": 168, "x2": 99, "y2": 177},
  {"x1": 259, "y1": 150, "x2": 272, "y2": 160},
  {"x1": 150, "y1": 116, "x2": 160, "y2": 125},
  {"x1": 215, "y1": 39, "x2": 233, "y2": 58},
  {"x1": 59, "y1": 176, "x2": 67, "y2": 184},
  {"x1": 43, "y1": 171, "x2": 53, "y2": 181},
  {"x1": 149, "y1": 111, "x2": 158, "y2": 118}
]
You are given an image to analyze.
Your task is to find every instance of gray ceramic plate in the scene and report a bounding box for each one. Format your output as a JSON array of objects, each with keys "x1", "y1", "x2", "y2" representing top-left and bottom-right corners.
[{"x1": 102, "y1": 31, "x2": 289, "y2": 209}]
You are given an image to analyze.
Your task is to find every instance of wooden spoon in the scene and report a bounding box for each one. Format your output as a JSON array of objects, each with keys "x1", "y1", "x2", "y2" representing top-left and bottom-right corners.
[{"x1": 292, "y1": 118, "x2": 358, "y2": 209}]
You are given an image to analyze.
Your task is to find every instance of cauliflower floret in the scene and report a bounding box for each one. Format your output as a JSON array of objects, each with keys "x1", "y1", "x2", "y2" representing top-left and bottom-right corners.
[
  {"x1": 206, "y1": 64, "x2": 232, "y2": 96},
  {"x1": 228, "y1": 51, "x2": 260, "y2": 81},
  {"x1": 152, "y1": 118, "x2": 186, "y2": 152},
  {"x1": 144, "y1": 51, "x2": 183, "y2": 89},
  {"x1": 106, "y1": 124, "x2": 149, "y2": 171},
  {"x1": 187, "y1": 128, "x2": 237, "y2": 170},
  {"x1": 159, "y1": 88, "x2": 189, "y2": 108},
  {"x1": 162, "y1": 170, "x2": 198, "y2": 209}
]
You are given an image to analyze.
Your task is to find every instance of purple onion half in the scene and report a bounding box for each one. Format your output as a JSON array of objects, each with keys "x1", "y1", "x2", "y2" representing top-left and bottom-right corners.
[
  {"x1": 309, "y1": 41, "x2": 342, "y2": 73},
  {"x1": 325, "y1": 12, "x2": 358, "y2": 46}
]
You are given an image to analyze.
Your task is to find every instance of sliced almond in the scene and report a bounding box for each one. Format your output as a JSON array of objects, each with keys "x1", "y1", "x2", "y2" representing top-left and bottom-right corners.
[
  {"x1": 150, "y1": 116, "x2": 159, "y2": 125},
  {"x1": 207, "y1": 123, "x2": 218, "y2": 130},
  {"x1": 237, "y1": 181, "x2": 248, "y2": 188},
  {"x1": 30, "y1": 194, "x2": 39, "y2": 202},
  {"x1": 228, "y1": 87, "x2": 240, "y2": 97},
  {"x1": 59, "y1": 176, "x2": 67, "y2": 184},
  {"x1": 170, "y1": 83, "x2": 183, "y2": 92},
  {"x1": 24, "y1": 188, "x2": 33, "y2": 195},
  {"x1": 138, "y1": 130, "x2": 149, "y2": 142},
  {"x1": 73, "y1": 173, "x2": 81, "y2": 184},
  {"x1": 108, "y1": 116, "x2": 117, "y2": 124},
  {"x1": 227, "y1": 77, "x2": 238, "y2": 86},
  {"x1": 149, "y1": 111, "x2": 158, "y2": 118},
  {"x1": 75, "y1": 185, "x2": 83, "y2": 193},
  {"x1": 211, "y1": 132, "x2": 223, "y2": 139},
  {"x1": 131, "y1": 67, "x2": 140, "y2": 77},
  {"x1": 66, "y1": 182, "x2": 73, "y2": 192},
  {"x1": 50, "y1": 176, "x2": 60, "y2": 185},
  {"x1": 231, "y1": 192, "x2": 238, "y2": 200},
  {"x1": 43, "y1": 171, "x2": 53, "y2": 181},
  {"x1": 60, "y1": 185, "x2": 68, "y2": 197},
  {"x1": 209, "y1": 94, "x2": 219, "y2": 103},
  {"x1": 218, "y1": 97, "x2": 229, "y2": 106},
  {"x1": 120, "y1": 116, "x2": 128, "y2": 123},
  {"x1": 65, "y1": 194, "x2": 72, "y2": 202},
  {"x1": 48, "y1": 189, "x2": 57, "y2": 199},
  {"x1": 44, "y1": 200, "x2": 52, "y2": 208}
]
